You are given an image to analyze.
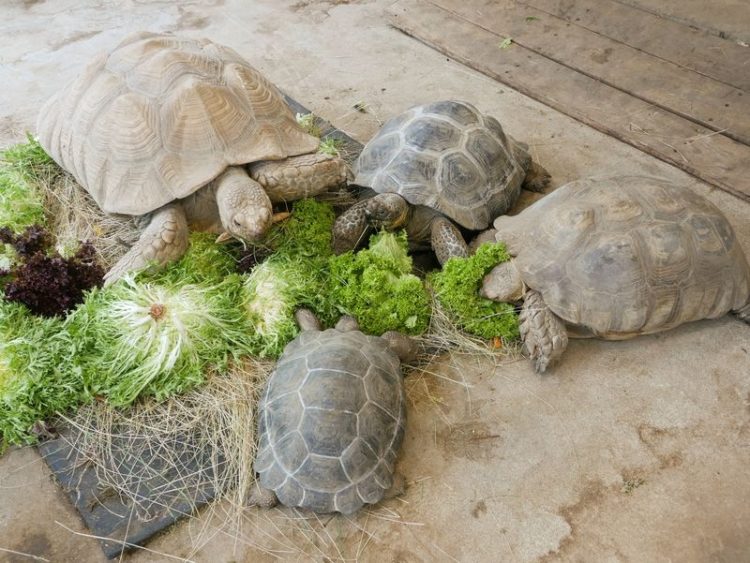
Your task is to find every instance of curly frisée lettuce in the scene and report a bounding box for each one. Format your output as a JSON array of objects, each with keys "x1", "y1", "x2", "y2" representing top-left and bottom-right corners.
[
  {"x1": 150, "y1": 231, "x2": 238, "y2": 285},
  {"x1": 0, "y1": 136, "x2": 55, "y2": 234},
  {"x1": 241, "y1": 199, "x2": 336, "y2": 358},
  {"x1": 0, "y1": 300, "x2": 83, "y2": 445},
  {"x1": 429, "y1": 242, "x2": 519, "y2": 341},
  {"x1": 69, "y1": 274, "x2": 252, "y2": 406},
  {"x1": 328, "y1": 231, "x2": 430, "y2": 335},
  {"x1": 265, "y1": 198, "x2": 336, "y2": 258},
  {"x1": 243, "y1": 260, "x2": 300, "y2": 357}
]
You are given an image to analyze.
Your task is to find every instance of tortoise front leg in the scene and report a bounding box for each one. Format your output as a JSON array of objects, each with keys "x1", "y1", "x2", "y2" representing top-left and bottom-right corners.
[
  {"x1": 430, "y1": 216, "x2": 468, "y2": 265},
  {"x1": 511, "y1": 140, "x2": 550, "y2": 193},
  {"x1": 334, "y1": 193, "x2": 412, "y2": 253},
  {"x1": 103, "y1": 203, "x2": 189, "y2": 286},
  {"x1": 332, "y1": 199, "x2": 373, "y2": 254},
  {"x1": 250, "y1": 152, "x2": 347, "y2": 203},
  {"x1": 519, "y1": 290, "x2": 568, "y2": 373}
]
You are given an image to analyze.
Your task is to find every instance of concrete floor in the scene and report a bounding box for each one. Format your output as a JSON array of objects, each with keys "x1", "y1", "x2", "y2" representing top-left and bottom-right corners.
[{"x1": 1, "y1": 1, "x2": 750, "y2": 561}]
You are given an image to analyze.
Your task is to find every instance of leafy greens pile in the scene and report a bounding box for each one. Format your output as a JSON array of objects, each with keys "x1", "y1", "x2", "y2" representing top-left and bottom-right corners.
[
  {"x1": 1, "y1": 225, "x2": 104, "y2": 316},
  {"x1": 242, "y1": 199, "x2": 337, "y2": 357},
  {"x1": 329, "y1": 231, "x2": 431, "y2": 335},
  {"x1": 0, "y1": 230, "x2": 256, "y2": 442},
  {"x1": 0, "y1": 135, "x2": 54, "y2": 234},
  {"x1": 0, "y1": 300, "x2": 82, "y2": 444},
  {"x1": 242, "y1": 202, "x2": 434, "y2": 356},
  {"x1": 429, "y1": 242, "x2": 519, "y2": 341},
  {"x1": 0, "y1": 137, "x2": 519, "y2": 447}
]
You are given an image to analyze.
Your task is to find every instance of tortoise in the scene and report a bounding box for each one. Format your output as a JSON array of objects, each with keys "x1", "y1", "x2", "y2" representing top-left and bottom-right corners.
[
  {"x1": 480, "y1": 176, "x2": 750, "y2": 373},
  {"x1": 332, "y1": 100, "x2": 549, "y2": 264},
  {"x1": 36, "y1": 31, "x2": 347, "y2": 284},
  {"x1": 248, "y1": 310, "x2": 417, "y2": 514}
]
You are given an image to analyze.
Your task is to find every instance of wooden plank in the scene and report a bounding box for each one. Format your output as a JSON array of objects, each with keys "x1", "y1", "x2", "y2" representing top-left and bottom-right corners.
[
  {"x1": 616, "y1": 0, "x2": 750, "y2": 44},
  {"x1": 428, "y1": 0, "x2": 750, "y2": 146},
  {"x1": 524, "y1": 0, "x2": 750, "y2": 92},
  {"x1": 388, "y1": 0, "x2": 750, "y2": 201}
]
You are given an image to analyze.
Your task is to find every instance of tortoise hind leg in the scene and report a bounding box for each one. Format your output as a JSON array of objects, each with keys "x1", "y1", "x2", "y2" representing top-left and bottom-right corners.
[
  {"x1": 512, "y1": 140, "x2": 550, "y2": 193},
  {"x1": 382, "y1": 473, "x2": 406, "y2": 500},
  {"x1": 334, "y1": 192, "x2": 413, "y2": 253},
  {"x1": 430, "y1": 216, "x2": 468, "y2": 265},
  {"x1": 519, "y1": 290, "x2": 568, "y2": 373},
  {"x1": 103, "y1": 203, "x2": 189, "y2": 286},
  {"x1": 734, "y1": 301, "x2": 750, "y2": 323},
  {"x1": 246, "y1": 482, "x2": 279, "y2": 509},
  {"x1": 522, "y1": 159, "x2": 551, "y2": 193}
]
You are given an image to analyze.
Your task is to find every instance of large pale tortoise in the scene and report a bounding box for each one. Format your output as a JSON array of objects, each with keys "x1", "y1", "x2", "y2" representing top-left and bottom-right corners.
[
  {"x1": 480, "y1": 176, "x2": 750, "y2": 372},
  {"x1": 248, "y1": 310, "x2": 417, "y2": 514},
  {"x1": 333, "y1": 100, "x2": 549, "y2": 264},
  {"x1": 36, "y1": 31, "x2": 346, "y2": 283}
]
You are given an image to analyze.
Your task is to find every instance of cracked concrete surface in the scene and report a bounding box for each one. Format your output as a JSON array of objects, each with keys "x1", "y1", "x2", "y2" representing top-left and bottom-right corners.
[{"x1": 1, "y1": 0, "x2": 749, "y2": 561}]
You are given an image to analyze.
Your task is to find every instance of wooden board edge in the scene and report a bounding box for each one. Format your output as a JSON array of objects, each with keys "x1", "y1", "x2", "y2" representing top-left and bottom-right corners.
[{"x1": 386, "y1": 0, "x2": 750, "y2": 202}]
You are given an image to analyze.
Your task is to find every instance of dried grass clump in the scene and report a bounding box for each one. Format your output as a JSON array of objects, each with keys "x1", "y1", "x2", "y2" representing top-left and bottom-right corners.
[
  {"x1": 417, "y1": 290, "x2": 522, "y2": 362},
  {"x1": 37, "y1": 170, "x2": 140, "y2": 269},
  {"x1": 60, "y1": 358, "x2": 272, "y2": 522}
]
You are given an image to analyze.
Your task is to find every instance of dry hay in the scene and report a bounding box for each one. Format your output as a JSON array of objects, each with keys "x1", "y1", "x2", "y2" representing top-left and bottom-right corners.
[
  {"x1": 418, "y1": 291, "x2": 522, "y2": 361},
  {"x1": 59, "y1": 358, "x2": 272, "y2": 524},
  {"x1": 38, "y1": 169, "x2": 140, "y2": 269}
]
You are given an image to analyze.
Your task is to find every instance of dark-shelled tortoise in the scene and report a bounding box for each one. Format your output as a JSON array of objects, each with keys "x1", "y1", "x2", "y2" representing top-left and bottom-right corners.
[
  {"x1": 332, "y1": 100, "x2": 549, "y2": 264},
  {"x1": 36, "y1": 31, "x2": 346, "y2": 284},
  {"x1": 480, "y1": 176, "x2": 750, "y2": 372},
  {"x1": 248, "y1": 310, "x2": 417, "y2": 514}
]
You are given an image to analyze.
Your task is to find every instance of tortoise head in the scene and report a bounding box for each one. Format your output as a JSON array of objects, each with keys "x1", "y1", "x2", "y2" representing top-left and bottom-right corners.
[
  {"x1": 480, "y1": 259, "x2": 525, "y2": 303},
  {"x1": 215, "y1": 169, "x2": 274, "y2": 243},
  {"x1": 295, "y1": 309, "x2": 322, "y2": 332},
  {"x1": 335, "y1": 316, "x2": 360, "y2": 332},
  {"x1": 365, "y1": 193, "x2": 410, "y2": 230},
  {"x1": 381, "y1": 331, "x2": 418, "y2": 363}
]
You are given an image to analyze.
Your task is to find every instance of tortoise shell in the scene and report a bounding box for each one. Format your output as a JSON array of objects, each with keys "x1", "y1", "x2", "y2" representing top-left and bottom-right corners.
[
  {"x1": 254, "y1": 327, "x2": 405, "y2": 514},
  {"x1": 494, "y1": 176, "x2": 750, "y2": 337},
  {"x1": 36, "y1": 31, "x2": 319, "y2": 216},
  {"x1": 355, "y1": 100, "x2": 527, "y2": 230}
]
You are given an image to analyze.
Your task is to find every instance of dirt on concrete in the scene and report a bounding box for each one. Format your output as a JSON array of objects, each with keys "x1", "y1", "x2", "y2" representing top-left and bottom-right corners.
[{"x1": 1, "y1": 1, "x2": 749, "y2": 561}]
